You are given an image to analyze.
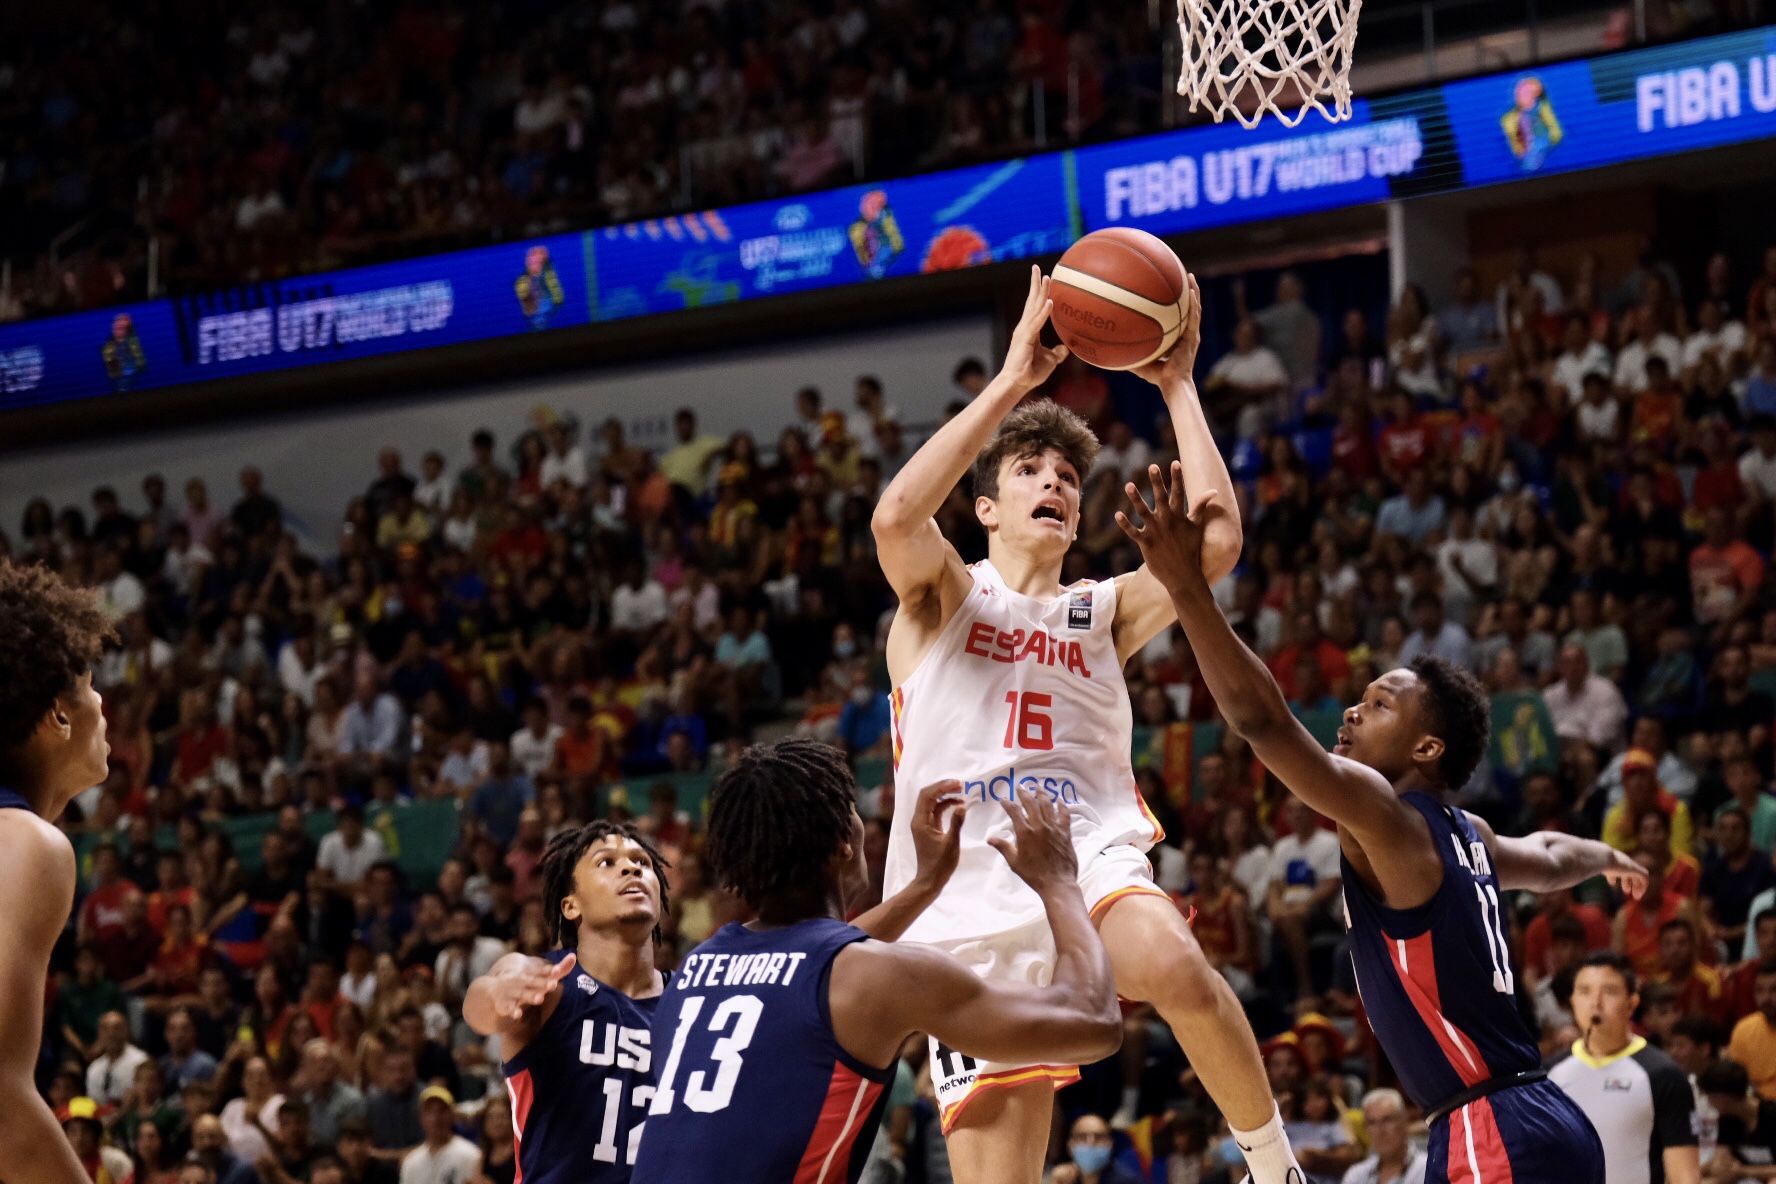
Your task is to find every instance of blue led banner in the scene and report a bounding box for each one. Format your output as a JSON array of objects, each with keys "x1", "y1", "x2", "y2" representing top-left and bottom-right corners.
[{"x1": 1, "y1": 26, "x2": 1772, "y2": 410}]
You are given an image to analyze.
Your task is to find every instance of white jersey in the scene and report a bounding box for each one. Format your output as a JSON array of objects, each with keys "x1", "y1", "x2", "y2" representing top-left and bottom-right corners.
[{"x1": 883, "y1": 559, "x2": 1160, "y2": 943}]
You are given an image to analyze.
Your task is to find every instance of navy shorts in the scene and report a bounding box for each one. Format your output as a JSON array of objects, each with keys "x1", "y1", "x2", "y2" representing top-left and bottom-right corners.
[{"x1": 1425, "y1": 1078, "x2": 1604, "y2": 1184}]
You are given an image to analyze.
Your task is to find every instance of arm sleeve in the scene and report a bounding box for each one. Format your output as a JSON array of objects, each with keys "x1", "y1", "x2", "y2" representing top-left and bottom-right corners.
[{"x1": 1645, "y1": 1053, "x2": 1699, "y2": 1148}]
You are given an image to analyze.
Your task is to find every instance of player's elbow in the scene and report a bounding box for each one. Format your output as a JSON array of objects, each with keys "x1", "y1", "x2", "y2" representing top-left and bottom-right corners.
[
  {"x1": 1070, "y1": 1006, "x2": 1124, "y2": 1062},
  {"x1": 870, "y1": 496, "x2": 919, "y2": 541}
]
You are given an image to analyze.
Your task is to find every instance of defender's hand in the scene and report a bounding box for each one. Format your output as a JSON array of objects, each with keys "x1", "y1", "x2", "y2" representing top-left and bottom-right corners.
[
  {"x1": 988, "y1": 793, "x2": 1079, "y2": 893},
  {"x1": 488, "y1": 953, "x2": 577, "y2": 1018},
  {"x1": 997, "y1": 266, "x2": 1070, "y2": 393},
  {"x1": 908, "y1": 780, "x2": 967, "y2": 892},
  {"x1": 1114, "y1": 461, "x2": 1217, "y2": 592},
  {"x1": 1131, "y1": 273, "x2": 1203, "y2": 392}
]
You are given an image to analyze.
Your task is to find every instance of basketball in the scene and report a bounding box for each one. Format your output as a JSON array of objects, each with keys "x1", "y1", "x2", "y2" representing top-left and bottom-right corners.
[{"x1": 1049, "y1": 228, "x2": 1191, "y2": 371}]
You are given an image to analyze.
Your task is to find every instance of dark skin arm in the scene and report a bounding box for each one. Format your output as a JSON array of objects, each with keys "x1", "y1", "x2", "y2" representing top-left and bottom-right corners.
[
  {"x1": 1115, "y1": 463, "x2": 1441, "y2": 908},
  {"x1": 0, "y1": 816, "x2": 92, "y2": 1183},
  {"x1": 462, "y1": 951, "x2": 578, "y2": 1058},
  {"x1": 828, "y1": 795, "x2": 1121, "y2": 1068},
  {"x1": 850, "y1": 781, "x2": 965, "y2": 942},
  {"x1": 1465, "y1": 813, "x2": 1646, "y2": 898}
]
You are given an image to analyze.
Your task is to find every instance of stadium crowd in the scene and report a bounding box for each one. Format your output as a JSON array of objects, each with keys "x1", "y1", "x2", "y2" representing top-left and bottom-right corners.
[
  {"x1": 7, "y1": 226, "x2": 1776, "y2": 1182},
  {"x1": 0, "y1": 0, "x2": 1760, "y2": 322}
]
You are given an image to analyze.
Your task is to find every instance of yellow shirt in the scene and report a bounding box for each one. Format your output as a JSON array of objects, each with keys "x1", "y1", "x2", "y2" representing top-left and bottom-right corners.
[
  {"x1": 1602, "y1": 795, "x2": 1693, "y2": 858},
  {"x1": 1730, "y1": 1013, "x2": 1776, "y2": 1100},
  {"x1": 659, "y1": 436, "x2": 725, "y2": 495}
]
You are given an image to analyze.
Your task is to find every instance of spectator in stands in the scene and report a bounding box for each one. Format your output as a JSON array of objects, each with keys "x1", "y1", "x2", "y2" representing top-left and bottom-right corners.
[
  {"x1": 317, "y1": 806, "x2": 388, "y2": 890},
  {"x1": 339, "y1": 674, "x2": 406, "y2": 782},
  {"x1": 1267, "y1": 797, "x2": 1342, "y2": 999},
  {"x1": 1338, "y1": 1088, "x2": 1424, "y2": 1184},
  {"x1": 509, "y1": 699, "x2": 562, "y2": 782},
  {"x1": 160, "y1": 1007, "x2": 218, "y2": 1092},
  {"x1": 1397, "y1": 592, "x2": 1471, "y2": 669},
  {"x1": 366, "y1": 1046, "x2": 423, "y2": 1159},
  {"x1": 1439, "y1": 266, "x2": 1499, "y2": 356},
  {"x1": 1603, "y1": 748, "x2": 1695, "y2": 856},
  {"x1": 1730, "y1": 960, "x2": 1776, "y2": 1100},
  {"x1": 1543, "y1": 644, "x2": 1629, "y2": 752},
  {"x1": 1615, "y1": 305, "x2": 1684, "y2": 392},
  {"x1": 401, "y1": 1087, "x2": 480, "y2": 1184},
  {"x1": 86, "y1": 1010, "x2": 150, "y2": 1105},
  {"x1": 1051, "y1": 1111, "x2": 1140, "y2": 1184},
  {"x1": 1205, "y1": 317, "x2": 1289, "y2": 436},
  {"x1": 1701, "y1": 1059, "x2": 1776, "y2": 1178},
  {"x1": 1373, "y1": 469, "x2": 1446, "y2": 546},
  {"x1": 296, "y1": 1039, "x2": 365, "y2": 1152},
  {"x1": 1690, "y1": 507, "x2": 1765, "y2": 627}
]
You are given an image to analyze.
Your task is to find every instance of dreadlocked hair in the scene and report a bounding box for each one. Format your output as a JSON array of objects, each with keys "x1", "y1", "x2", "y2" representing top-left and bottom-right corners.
[
  {"x1": 1409, "y1": 655, "x2": 1490, "y2": 791},
  {"x1": 539, "y1": 821, "x2": 672, "y2": 948},
  {"x1": 0, "y1": 560, "x2": 113, "y2": 782},
  {"x1": 704, "y1": 738, "x2": 856, "y2": 907}
]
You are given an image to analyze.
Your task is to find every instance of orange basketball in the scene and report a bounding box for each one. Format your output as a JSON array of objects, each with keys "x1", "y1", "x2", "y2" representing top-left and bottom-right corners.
[{"x1": 1049, "y1": 228, "x2": 1189, "y2": 371}]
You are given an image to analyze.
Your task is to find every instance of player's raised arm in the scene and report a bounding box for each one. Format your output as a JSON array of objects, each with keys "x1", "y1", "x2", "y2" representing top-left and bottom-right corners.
[
  {"x1": 1113, "y1": 274, "x2": 1244, "y2": 660},
  {"x1": 463, "y1": 950, "x2": 578, "y2": 1052},
  {"x1": 0, "y1": 819, "x2": 90, "y2": 1184},
  {"x1": 1114, "y1": 464, "x2": 1424, "y2": 870},
  {"x1": 851, "y1": 781, "x2": 965, "y2": 942},
  {"x1": 872, "y1": 267, "x2": 1067, "y2": 609},
  {"x1": 832, "y1": 794, "x2": 1120, "y2": 1067},
  {"x1": 1464, "y1": 812, "x2": 1649, "y2": 898}
]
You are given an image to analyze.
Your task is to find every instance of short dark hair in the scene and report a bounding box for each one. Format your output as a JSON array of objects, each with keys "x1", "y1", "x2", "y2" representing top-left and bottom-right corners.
[
  {"x1": 1409, "y1": 656, "x2": 1489, "y2": 789},
  {"x1": 704, "y1": 739, "x2": 857, "y2": 907},
  {"x1": 1659, "y1": 917, "x2": 1696, "y2": 941},
  {"x1": 0, "y1": 561, "x2": 115, "y2": 781},
  {"x1": 1577, "y1": 950, "x2": 1637, "y2": 994},
  {"x1": 952, "y1": 357, "x2": 986, "y2": 383},
  {"x1": 971, "y1": 400, "x2": 1100, "y2": 501},
  {"x1": 539, "y1": 821, "x2": 671, "y2": 946},
  {"x1": 1671, "y1": 1015, "x2": 1724, "y2": 1052},
  {"x1": 1699, "y1": 1058, "x2": 1750, "y2": 1097}
]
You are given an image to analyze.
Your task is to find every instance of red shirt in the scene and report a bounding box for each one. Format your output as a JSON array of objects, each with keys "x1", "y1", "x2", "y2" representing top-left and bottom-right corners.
[
  {"x1": 1331, "y1": 424, "x2": 1378, "y2": 481},
  {"x1": 1378, "y1": 422, "x2": 1429, "y2": 473},
  {"x1": 175, "y1": 725, "x2": 228, "y2": 784},
  {"x1": 1522, "y1": 902, "x2": 1612, "y2": 977},
  {"x1": 81, "y1": 881, "x2": 141, "y2": 943},
  {"x1": 1268, "y1": 641, "x2": 1351, "y2": 700}
]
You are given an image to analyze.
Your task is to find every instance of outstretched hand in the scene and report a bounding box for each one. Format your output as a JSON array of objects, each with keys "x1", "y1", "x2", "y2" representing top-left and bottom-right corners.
[
  {"x1": 1604, "y1": 850, "x2": 1649, "y2": 901},
  {"x1": 1131, "y1": 273, "x2": 1203, "y2": 392},
  {"x1": 489, "y1": 953, "x2": 578, "y2": 1019},
  {"x1": 997, "y1": 266, "x2": 1070, "y2": 392},
  {"x1": 908, "y1": 780, "x2": 967, "y2": 892},
  {"x1": 1114, "y1": 461, "x2": 1218, "y2": 592}
]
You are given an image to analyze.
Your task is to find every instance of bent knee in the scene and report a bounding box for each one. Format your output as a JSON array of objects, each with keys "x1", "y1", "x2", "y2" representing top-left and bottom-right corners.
[{"x1": 1122, "y1": 935, "x2": 1228, "y2": 1012}]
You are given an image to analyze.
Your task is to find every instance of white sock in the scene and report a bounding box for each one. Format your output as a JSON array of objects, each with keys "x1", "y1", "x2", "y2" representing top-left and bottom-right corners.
[{"x1": 1230, "y1": 1104, "x2": 1303, "y2": 1184}]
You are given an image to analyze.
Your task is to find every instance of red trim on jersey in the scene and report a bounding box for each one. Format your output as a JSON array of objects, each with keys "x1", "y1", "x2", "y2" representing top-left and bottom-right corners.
[
  {"x1": 1445, "y1": 1098, "x2": 1515, "y2": 1184},
  {"x1": 792, "y1": 1062, "x2": 885, "y2": 1184},
  {"x1": 1385, "y1": 930, "x2": 1491, "y2": 1087},
  {"x1": 508, "y1": 1068, "x2": 535, "y2": 1184},
  {"x1": 1131, "y1": 778, "x2": 1165, "y2": 844}
]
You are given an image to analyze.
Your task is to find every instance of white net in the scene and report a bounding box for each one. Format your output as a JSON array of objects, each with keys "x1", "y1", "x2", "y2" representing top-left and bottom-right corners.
[{"x1": 1176, "y1": 0, "x2": 1363, "y2": 129}]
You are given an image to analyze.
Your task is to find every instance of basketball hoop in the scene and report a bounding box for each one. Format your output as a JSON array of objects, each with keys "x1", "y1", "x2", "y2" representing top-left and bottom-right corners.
[{"x1": 1175, "y1": 0, "x2": 1362, "y2": 129}]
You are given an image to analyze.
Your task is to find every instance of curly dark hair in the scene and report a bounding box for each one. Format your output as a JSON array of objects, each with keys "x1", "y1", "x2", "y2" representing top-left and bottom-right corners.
[
  {"x1": 971, "y1": 398, "x2": 1100, "y2": 501},
  {"x1": 540, "y1": 821, "x2": 671, "y2": 947},
  {"x1": 703, "y1": 738, "x2": 856, "y2": 907},
  {"x1": 1409, "y1": 655, "x2": 1489, "y2": 791},
  {"x1": 0, "y1": 560, "x2": 113, "y2": 779}
]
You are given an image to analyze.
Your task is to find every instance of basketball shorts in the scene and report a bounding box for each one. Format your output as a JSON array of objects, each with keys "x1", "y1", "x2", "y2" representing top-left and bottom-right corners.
[
  {"x1": 1427, "y1": 1078, "x2": 1604, "y2": 1184},
  {"x1": 924, "y1": 844, "x2": 1171, "y2": 1134}
]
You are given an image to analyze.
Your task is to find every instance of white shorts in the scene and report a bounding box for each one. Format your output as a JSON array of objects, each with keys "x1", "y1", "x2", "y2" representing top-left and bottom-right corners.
[{"x1": 923, "y1": 844, "x2": 1170, "y2": 1133}]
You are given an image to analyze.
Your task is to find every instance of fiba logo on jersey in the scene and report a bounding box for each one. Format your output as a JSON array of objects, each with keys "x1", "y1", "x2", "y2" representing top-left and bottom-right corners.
[
  {"x1": 1067, "y1": 588, "x2": 1093, "y2": 630},
  {"x1": 576, "y1": 974, "x2": 600, "y2": 996}
]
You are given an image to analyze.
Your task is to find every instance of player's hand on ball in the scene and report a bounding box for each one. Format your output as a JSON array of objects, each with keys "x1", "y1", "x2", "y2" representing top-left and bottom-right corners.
[
  {"x1": 998, "y1": 265, "x2": 1070, "y2": 393},
  {"x1": 1604, "y1": 850, "x2": 1649, "y2": 900},
  {"x1": 908, "y1": 780, "x2": 967, "y2": 891},
  {"x1": 492, "y1": 952, "x2": 578, "y2": 1018},
  {"x1": 1131, "y1": 273, "x2": 1203, "y2": 392},
  {"x1": 988, "y1": 792, "x2": 1079, "y2": 891},
  {"x1": 1115, "y1": 461, "x2": 1218, "y2": 590}
]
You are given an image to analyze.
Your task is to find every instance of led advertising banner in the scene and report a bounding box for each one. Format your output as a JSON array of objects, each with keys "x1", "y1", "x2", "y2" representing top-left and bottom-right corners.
[{"x1": 1, "y1": 25, "x2": 1771, "y2": 410}]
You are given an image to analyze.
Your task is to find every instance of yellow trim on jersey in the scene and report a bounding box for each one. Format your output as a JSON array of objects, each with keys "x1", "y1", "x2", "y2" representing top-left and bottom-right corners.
[
  {"x1": 889, "y1": 687, "x2": 906, "y2": 771},
  {"x1": 1089, "y1": 883, "x2": 1173, "y2": 923},
  {"x1": 1568, "y1": 1033, "x2": 1647, "y2": 1070},
  {"x1": 937, "y1": 1065, "x2": 1081, "y2": 1134}
]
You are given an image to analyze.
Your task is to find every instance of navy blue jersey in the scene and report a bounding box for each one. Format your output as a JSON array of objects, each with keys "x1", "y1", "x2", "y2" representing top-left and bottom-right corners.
[
  {"x1": 1343, "y1": 792, "x2": 1542, "y2": 1114},
  {"x1": 631, "y1": 918, "x2": 892, "y2": 1184},
  {"x1": 502, "y1": 950, "x2": 660, "y2": 1184}
]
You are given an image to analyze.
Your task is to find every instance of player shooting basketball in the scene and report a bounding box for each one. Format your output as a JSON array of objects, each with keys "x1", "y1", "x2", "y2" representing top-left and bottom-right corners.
[
  {"x1": 872, "y1": 267, "x2": 1303, "y2": 1184},
  {"x1": 0, "y1": 561, "x2": 115, "y2": 1184}
]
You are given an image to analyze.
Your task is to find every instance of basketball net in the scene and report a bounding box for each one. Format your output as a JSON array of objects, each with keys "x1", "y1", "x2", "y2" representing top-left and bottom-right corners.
[{"x1": 1175, "y1": 0, "x2": 1362, "y2": 129}]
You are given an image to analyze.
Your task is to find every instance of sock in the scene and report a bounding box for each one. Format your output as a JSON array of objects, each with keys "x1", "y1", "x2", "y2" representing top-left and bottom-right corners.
[{"x1": 1230, "y1": 1104, "x2": 1304, "y2": 1184}]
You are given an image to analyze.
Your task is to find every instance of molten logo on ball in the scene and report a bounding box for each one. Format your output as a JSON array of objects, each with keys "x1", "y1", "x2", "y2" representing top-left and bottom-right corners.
[{"x1": 1056, "y1": 301, "x2": 1115, "y2": 331}]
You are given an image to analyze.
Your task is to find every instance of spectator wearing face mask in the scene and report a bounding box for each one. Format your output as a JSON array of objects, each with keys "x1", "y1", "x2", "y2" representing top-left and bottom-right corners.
[{"x1": 1049, "y1": 1113, "x2": 1141, "y2": 1184}]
